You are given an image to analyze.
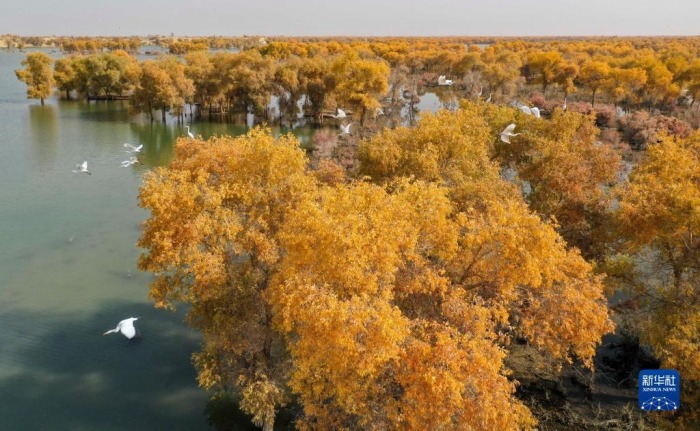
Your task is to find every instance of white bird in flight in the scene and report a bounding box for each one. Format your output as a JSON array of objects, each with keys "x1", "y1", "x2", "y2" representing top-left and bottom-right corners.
[
  {"x1": 519, "y1": 105, "x2": 541, "y2": 118},
  {"x1": 331, "y1": 108, "x2": 347, "y2": 119},
  {"x1": 339, "y1": 123, "x2": 353, "y2": 135},
  {"x1": 121, "y1": 156, "x2": 141, "y2": 167},
  {"x1": 103, "y1": 317, "x2": 140, "y2": 341},
  {"x1": 72, "y1": 161, "x2": 91, "y2": 175},
  {"x1": 185, "y1": 125, "x2": 195, "y2": 139},
  {"x1": 124, "y1": 143, "x2": 142, "y2": 153},
  {"x1": 500, "y1": 124, "x2": 521, "y2": 144},
  {"x1": 562, "y1": 97, "x2": 567, "y2": 111}
]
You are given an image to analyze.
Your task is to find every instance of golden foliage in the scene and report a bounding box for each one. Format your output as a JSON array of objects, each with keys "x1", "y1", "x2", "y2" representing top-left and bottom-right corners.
[
  {"x1": 612, "y1": 132, "x2": 700, "y2": 429},
  {"x1": 140, "y1": 110, "x2": 615, "y2": 429},
  {"x1": 15, "y1": 52, "x2": 54, "y2": 104}
]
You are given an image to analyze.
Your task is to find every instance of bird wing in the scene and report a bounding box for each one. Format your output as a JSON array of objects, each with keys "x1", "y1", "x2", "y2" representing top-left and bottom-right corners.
[
  {"x1": 119, "y1": 317, "x2": 138, "y2": 339},
  {"x1": 531, "y1": 107, "x2": 541, "y2": 118},
  {"x1": 502, "y1": 123, "x2": 516, "y2": 134},
  {"x1": 135, "y1": 145, "x2": 143, "y2": 151},
  {"x1": 124, "y1": 143, "x2": 135, "y2": 151},
  {"x1": 120, "y1": 323, "x2": 136, "y2": 339},
  {"x1": 520, "y1": 106, "x2": 531, "y2": 115},
  {"x1": 81, "y1": 161, "x2": 88, "y2": 170}
]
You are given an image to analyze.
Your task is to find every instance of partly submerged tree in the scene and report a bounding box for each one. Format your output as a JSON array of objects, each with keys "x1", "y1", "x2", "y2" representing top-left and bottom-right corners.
[
  {"x1": 139, "y1": 130, "x2": 314, "y2": 431},
  {"x1": 53, "y1": 56, "x2": 78, "y2": 99},
  {"x1": 140, "y1": 119, "x2": 613, "y2": 429},
  {"x1": 471, "y1": 101, "x2": 621, "y2": 260},
  {"x1": 131, "y1": 57, "x2": 193, "y2": 122},
  {"x1": 15, "y1": 52, "x2": 54, "y2": 105}
]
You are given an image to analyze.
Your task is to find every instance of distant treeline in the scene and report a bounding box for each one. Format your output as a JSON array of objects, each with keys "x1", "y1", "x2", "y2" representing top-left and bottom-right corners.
[{"x1": 13, "y1": 36, "x2": 700, "y2": 125}]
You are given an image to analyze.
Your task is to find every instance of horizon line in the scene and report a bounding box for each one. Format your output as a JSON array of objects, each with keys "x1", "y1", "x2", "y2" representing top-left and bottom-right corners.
[{"x1": 5, "y1": 34, "x2": 700, "y2": 39}]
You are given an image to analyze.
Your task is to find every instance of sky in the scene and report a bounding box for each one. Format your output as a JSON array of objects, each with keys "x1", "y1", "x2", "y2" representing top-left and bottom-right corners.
[{"x1": 3, "y1": 0, "x2": 699, "y2": 37}]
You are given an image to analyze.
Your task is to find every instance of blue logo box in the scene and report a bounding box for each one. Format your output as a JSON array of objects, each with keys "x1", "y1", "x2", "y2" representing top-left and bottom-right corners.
[{"x1": 638, "y1": 369, "x2": 680, "y2": 411}]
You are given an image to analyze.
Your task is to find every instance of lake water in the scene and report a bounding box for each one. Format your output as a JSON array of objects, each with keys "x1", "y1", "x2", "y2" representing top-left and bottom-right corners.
[
  {"x1": 0, "y1": 48, "x2": 446, "y2": 430},
  {"x1": 0, "y1": 49, "x2": 238, "y2": 431}
]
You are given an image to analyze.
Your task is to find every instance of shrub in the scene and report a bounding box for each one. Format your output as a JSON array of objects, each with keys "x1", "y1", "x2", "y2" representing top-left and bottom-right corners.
[{"x1": 618, "y1": 112, "x2": 692, "y2": 150}]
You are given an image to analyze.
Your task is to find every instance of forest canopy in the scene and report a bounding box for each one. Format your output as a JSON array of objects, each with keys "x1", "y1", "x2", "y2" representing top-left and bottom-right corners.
[{"x1": 138, "y1": 106, "x2": 617, "y2": 430}]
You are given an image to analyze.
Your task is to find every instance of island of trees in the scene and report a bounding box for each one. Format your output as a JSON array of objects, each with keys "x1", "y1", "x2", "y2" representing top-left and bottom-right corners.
[{"x1": 12, "y1": 35, "x2": 700, "y2": 430}]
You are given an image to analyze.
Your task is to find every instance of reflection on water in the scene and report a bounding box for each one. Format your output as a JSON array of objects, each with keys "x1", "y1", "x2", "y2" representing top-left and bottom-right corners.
[
  {"x1": 28, "y1": 104, "x2": 57, "y2": 165},
  {"x1": 0, "y1": 48, "x2": 451, "y2": 430},
  {"x1": 0, "y1": 50, "x2": 215, "y2": 430}
]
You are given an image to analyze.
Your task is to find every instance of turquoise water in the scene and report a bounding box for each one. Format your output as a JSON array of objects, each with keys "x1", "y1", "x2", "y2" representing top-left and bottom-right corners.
[
  {"x1": 0, "y1": 48, "x2": 445, "y2": 430},
  {"x1": 0, "y1": 50, "x2": 228, "y2": 431}
]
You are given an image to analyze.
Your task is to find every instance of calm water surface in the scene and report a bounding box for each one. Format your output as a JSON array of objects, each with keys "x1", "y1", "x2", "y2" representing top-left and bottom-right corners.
[
  {"x1": 0, "y1": 49, "x2": 263, "y2": 431},
  {"x1": 0, "y1": 48, "x2": 445, "y2": 430}
]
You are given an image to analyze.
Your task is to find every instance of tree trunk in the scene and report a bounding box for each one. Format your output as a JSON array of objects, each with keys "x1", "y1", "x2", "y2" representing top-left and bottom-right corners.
[
  {"x1": 591, "y1": 88, "x2": 597, "y2": 107},
  {"x1": 263, "y1": 418, "x2": 274, "y2": 431},
  {"x1": 40, "y1": 98, "x2": 44, "y2": 106}
]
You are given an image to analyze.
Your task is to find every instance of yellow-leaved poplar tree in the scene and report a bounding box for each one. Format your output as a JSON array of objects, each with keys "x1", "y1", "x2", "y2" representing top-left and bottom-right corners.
[
  {"x1": 611, "y1": 133, "x2": 700, "y2": 430},
  {"x1": 15, "y1": 52, "x2": 54, "y2": 105},
  {"x1": 140, "y1": 116, "x2": 613, "y2": 430},
  {"x1": 139, "y1": 129, "x2": 315, "y2": 431}
]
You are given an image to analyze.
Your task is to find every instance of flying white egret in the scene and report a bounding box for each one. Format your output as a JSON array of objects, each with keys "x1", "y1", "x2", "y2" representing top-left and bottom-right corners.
[
  {"x1": 185, "y1": 126, "x2": 195, "y2": 139},
  {"x1": 562, "y1": 97, "x2": 567, "y2": 111},
  {"x1": 519, "y1": 104, "x2": 541, "y2": 118},
  {"x1": 331, "y1": 108, "x2": 347, "y2": 119},
  {"x1": 124, "y1": 143, "x2": 143, "y2": 153},
  {"x1": 72, "y1": 161, "x2": 91, "y2": 175},
  {"x1": 339, "y1": 123, "x2": 353, "y2": 135},
  {"x1": 500, "y1": 123, "x2": 521, "y2": 144},
  {"x1": 103, "y1": 317, "x2": 140, "y2": 341},
  {"x1": 121, "y1": 156, "x2": 141, "y2": 167}
]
